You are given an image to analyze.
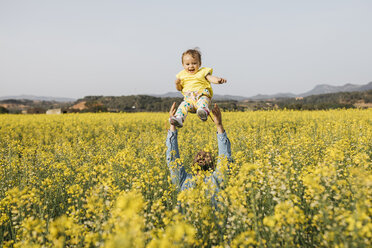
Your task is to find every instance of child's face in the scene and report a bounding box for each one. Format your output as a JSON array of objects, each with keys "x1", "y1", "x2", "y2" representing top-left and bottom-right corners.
[{"x1": 182, "y1": 54, "x2": 200, "y2": 74}]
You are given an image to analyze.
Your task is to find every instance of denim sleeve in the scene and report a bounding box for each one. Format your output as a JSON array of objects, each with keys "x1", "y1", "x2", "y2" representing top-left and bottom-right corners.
[
  {"x1": 213, "y1": 131, "x2": 232, "y2": 185},
  {"x1": 217, "y1": 131, "x2": 232, "y2": 161},
  {"x1": 166, "y1": 130, "x2": 189, "y2": 189}
]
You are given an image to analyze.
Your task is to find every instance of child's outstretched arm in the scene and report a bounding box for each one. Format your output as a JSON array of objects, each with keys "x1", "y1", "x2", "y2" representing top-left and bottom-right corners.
[
  {"x1": 206, "y1": 74, "x2": 227, "y2": 85},
  {"x1": 175, "y1": 78, "x2": 183, "y2": 91}
]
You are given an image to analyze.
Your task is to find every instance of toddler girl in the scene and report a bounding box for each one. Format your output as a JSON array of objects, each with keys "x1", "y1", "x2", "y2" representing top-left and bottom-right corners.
[{"x1": 169, "y1": 48, "x2": 227, "y2": 128}]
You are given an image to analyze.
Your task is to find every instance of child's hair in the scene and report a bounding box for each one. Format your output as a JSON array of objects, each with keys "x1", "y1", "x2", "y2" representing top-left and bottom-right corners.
[{"x1": 182, "y1": 48, "x2": 202, "y2": 64}]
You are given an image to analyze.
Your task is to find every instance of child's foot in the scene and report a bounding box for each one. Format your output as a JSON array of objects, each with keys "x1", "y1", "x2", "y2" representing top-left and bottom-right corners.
[
  {"x1": 169, "y1": 116, "x2": 183, "y2": 128},
  {"x1": 197, "y1": 107, "x2": 209, "y2": 121}
]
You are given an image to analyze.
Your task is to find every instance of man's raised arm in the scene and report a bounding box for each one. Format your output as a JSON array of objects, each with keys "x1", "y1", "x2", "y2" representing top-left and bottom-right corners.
[
  {"x1": 212, "y1": 104, "x2": 232, "y2": 161},
  {"x1": 166, "y1": 102, "x2": 188, "y2": 188}
]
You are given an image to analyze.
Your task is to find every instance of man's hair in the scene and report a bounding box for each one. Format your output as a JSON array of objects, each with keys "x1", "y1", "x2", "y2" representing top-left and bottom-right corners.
[
  {"x1": 193, "y1": 150, "x2": 215, "y2": 172},
  {"x1": 182, "y1": 48, "x2": 202, "y2": 65}
]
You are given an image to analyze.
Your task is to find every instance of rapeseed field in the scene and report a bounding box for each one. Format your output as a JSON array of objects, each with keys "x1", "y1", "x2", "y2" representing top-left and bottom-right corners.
[{"x1": 0, "y1": 109, "x2": 371, "y2": 247}]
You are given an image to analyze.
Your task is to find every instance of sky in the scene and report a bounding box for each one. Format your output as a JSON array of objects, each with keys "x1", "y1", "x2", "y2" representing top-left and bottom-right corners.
[{"x1": 1, "y1": 0, "x2": 371, "y2": 99}]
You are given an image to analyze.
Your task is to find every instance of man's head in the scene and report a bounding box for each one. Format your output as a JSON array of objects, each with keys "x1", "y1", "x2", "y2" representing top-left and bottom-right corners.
[{"x1": 193, "y1": 150, "x2": 215, "y2": 172}]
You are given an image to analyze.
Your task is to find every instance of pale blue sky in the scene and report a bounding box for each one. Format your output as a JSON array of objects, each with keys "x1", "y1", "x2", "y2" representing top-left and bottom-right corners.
[{"x1": 1, "y1": 0, "x2": 371, "y2": 98}]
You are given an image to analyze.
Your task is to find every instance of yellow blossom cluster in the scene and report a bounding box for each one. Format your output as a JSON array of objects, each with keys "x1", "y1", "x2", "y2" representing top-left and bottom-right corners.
[{"x1": 0, "y1": 109, "x2": 371, "y2": 247}]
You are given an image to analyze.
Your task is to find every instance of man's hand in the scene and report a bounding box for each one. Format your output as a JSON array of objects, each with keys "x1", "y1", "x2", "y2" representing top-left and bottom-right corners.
[
  {"x1": 169, "y1": 102, "x2": 177, "y2": 118},
  {"x1": 169, "y1": 102, "x2": 177, "y2": 131},
  {"x1": 211, "y1": 103, "x2": 225, "y2": 134}
]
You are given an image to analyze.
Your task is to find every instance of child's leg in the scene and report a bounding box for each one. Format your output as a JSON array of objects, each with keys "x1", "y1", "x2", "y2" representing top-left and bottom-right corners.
[
  {"x1": 196, "y1": 96, "x2": 211, "y2": 121},
  {"x1": 196, "y1": 96, "x2": 211, "y2": 112},
  {"x1": 175, "y1": 99, "x2": 195, "y2": 122}
]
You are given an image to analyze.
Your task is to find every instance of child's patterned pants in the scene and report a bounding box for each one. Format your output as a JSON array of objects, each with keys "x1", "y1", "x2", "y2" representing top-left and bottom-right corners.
[{"x1": 175, "y1": 91, "x2": 211, "y2": 122}]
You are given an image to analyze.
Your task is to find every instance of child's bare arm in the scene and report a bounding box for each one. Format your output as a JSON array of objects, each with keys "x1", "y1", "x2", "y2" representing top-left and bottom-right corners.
[
  {"x1": 175, "y1": 78, "x2": 183, "y2": 91},
  {"x1": 206, "y1": 74, "x2": 227, "y2": 84}
]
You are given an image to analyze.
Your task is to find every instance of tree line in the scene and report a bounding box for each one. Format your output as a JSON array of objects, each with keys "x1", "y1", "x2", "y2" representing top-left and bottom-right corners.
[
  {"x1": 1, "y1": 90, "x2": 371, "y2": 114},
  {"x1": 276, "y1": 90, "x2": 372, "y2": 110}
]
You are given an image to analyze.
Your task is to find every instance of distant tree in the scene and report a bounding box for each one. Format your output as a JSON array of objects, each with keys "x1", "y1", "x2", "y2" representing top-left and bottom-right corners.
[
  {"x1": 83, "y1": 101, "x2": 108, "y2": 112},
  {"x1": 27, "y1": 107, "x2": 46, "y2": 114},
  {"x1": 0, "y1": 106, "x2": 9, "y2": 114}
]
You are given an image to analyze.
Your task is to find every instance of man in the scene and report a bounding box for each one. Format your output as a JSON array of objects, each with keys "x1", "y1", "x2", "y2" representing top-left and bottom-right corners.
[{"x1": 166, "y1": 102, "x2": 232, "y2": 194}]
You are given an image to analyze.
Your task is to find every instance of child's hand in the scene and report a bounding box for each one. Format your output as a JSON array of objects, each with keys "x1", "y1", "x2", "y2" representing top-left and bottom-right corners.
[
  {"x1": 206, "y1": 74, "x2": 227, "y2": 84},
  {"x1": 175, "y1": 78, "x2": 183, "y2": 91},
  {"x1": 218, "y1": 78, "x2": 227, "y2": 84}
]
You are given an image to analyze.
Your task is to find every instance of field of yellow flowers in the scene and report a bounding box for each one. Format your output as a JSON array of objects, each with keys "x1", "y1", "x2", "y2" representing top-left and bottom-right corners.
[{"x1": 0, "y1": 109, "x2": 371, "y2": 247}]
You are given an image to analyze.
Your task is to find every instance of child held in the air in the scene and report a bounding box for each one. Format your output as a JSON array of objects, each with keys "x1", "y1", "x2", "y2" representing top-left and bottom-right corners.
[{"x1": 169, "y1": 48, "x2": 227, "y2": 128}]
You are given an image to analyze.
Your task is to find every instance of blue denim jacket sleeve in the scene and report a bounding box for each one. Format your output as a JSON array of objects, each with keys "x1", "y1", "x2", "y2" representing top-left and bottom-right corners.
[
  {"x1": 213, "y1": 131, "x2": 232, "y2": 186},
  {"x1": 166, "y1": 130, "x2": 190, "y2": 189},
  {"x1": 217, "y1": 131, "x2": 232, "y2": 162}
]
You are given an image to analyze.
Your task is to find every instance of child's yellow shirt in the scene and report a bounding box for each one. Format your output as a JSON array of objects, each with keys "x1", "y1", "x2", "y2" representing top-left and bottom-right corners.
[{"x1": 176, "y1": 67, "x2": 213, "y2": 98}]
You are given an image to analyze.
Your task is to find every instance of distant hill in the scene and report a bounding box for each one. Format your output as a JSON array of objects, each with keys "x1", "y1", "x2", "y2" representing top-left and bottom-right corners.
[
  {"x1": 0, "y1": 95, "x2": 75, "y2": 102},
  {"x1": 276, "y1": 89, "x2": 372, "y2": 110},
  {"x1": 248, "y1": 92, "x2": 297, "y2": 101},
  {"x1": 248, "y1": 81, "x2": 372, "y2": 100},
  {"x1": 300, "y1": 81, "x2": 372, "y2": 97},
  {"x1": 151, "y1": 92, "x2": 183, "y2": 98},
  {"x1": 213, "y1": 94, "x2": 248, "y2": 101}
]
